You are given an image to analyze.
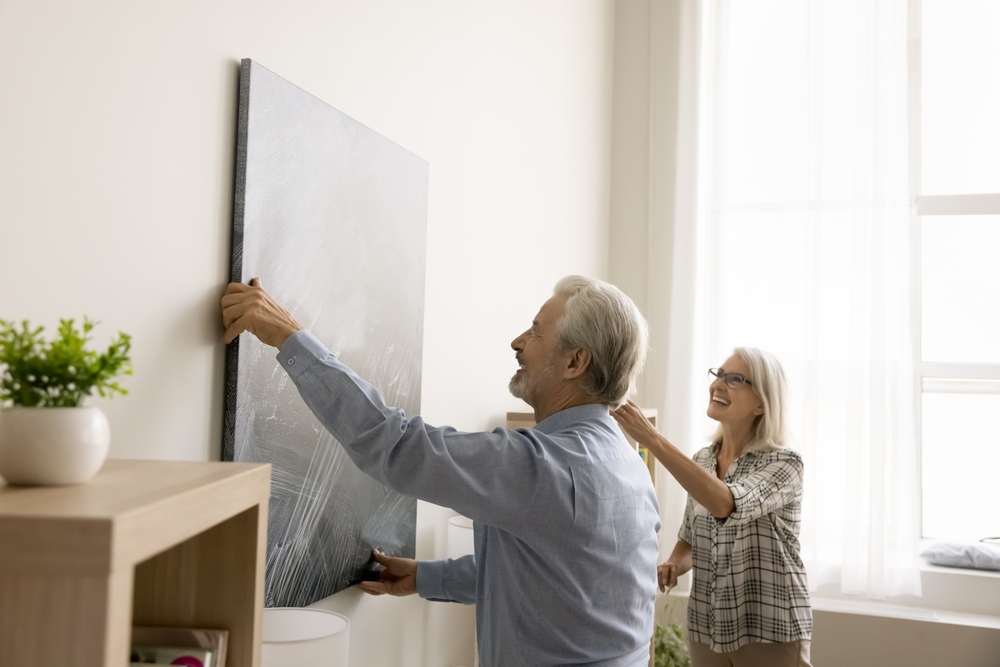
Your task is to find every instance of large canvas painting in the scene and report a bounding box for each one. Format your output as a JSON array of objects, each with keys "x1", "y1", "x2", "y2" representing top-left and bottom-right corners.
[{"x1": 224, "y1": 59, "x2": 427, "y2": 607}]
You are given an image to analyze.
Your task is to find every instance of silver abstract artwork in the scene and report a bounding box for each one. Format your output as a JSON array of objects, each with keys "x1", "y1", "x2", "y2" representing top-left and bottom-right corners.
[{"x1": 224, "y1": 59, "x2": 427, "y2": 607}]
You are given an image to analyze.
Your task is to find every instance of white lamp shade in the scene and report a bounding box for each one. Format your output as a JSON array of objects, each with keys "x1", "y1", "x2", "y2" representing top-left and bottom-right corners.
[
  {"x1": 261, "y1": 608, "x2": 350, "y2": 667},
  {"x1": 447, "y1": 515, "x2": 475, "y2": 559}
]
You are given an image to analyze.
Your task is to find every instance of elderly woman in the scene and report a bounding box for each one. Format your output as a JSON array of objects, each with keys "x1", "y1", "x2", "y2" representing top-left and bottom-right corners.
[{"x1": 612, "y1": 348, "x2": 812, "y2": 667}]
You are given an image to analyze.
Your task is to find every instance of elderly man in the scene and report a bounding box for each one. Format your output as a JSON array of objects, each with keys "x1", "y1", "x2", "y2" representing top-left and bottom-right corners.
[{"x1": 221, "y1": 275, "x2": 660, "y2": 667}]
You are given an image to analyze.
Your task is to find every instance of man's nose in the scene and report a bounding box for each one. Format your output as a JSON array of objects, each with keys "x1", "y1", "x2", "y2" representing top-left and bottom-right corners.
[{"x1": 511, "y1": 330, "x2": 527, "y2": 351}]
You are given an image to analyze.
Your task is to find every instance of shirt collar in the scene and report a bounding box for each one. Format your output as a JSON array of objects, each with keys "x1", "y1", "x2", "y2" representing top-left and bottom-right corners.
[{"x1": 533, "y1": 403, "x2": 611, "y2": 434}]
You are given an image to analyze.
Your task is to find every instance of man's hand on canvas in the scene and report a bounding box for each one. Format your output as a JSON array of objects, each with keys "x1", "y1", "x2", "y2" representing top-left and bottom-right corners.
[
  {"x1": 221, "y1": 278, "x2": 303, "y2": 348},
  {"x1": 357, "y1": 550, "x2": 419, "y2": 597}
]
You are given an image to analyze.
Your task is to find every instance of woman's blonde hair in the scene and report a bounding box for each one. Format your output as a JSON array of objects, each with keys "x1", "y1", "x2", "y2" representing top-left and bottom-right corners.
[{"x1": 711, "y1": 346, "x2": 790, "y2": 453}]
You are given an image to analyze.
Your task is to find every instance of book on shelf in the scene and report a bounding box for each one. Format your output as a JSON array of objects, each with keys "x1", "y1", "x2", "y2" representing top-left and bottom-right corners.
[
  {"x1": 131, "y1": 646, "x2": 212, "y2": 667},
  {"x1": 130, "y1": 626, "x2": 229, "y2": 667}
]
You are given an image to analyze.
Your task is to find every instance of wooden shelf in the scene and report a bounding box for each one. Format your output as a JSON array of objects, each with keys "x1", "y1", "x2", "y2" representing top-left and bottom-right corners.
[{"x1": 0, "y1": 458, "x2": 271, "y2": 667}]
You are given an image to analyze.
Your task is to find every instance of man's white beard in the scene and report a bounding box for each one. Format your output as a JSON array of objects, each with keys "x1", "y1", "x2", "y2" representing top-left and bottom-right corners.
[
  {"x1": 508, "y1": 360, "x2": 556, "y2": 404},
  {"x1": 508, "y1": 372, "x2": 530, "y2": 402}
]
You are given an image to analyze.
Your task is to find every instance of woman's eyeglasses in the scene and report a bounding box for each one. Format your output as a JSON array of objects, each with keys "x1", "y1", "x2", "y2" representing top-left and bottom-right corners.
[{"x1": 708, "y1": 367, "x2": 752, "y2": 389}]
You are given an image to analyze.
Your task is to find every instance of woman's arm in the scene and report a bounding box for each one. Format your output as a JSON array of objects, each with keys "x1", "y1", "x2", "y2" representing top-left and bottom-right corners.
[
  {"x1": 612, "y1": 400, "x2": 736, "y2": 519},
  {"x1": 658, "y1": 540, "x2": 693, "y2": 592}
]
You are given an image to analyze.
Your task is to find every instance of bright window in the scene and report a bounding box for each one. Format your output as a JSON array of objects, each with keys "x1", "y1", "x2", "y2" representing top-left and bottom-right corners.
[
  {"x1": 916, "y1": 0, "x2": 1000, "y2": 542},
  {"x1": 697, "y1": 0, "x2": 1000, "y2": 567}
]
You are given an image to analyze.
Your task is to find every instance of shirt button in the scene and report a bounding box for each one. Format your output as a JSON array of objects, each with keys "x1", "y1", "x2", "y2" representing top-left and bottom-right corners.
[{"x1": 287, "y1": 357, "x2": 296, "y2": 366}]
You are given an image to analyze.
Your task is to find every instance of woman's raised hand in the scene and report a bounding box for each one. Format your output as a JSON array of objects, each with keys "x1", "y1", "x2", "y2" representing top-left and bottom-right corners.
[{"x1": 611, "y1": 399, "x2": 660, "y2": 448}]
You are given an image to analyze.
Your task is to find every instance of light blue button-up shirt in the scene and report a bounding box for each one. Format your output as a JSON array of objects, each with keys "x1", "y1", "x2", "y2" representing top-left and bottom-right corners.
[{"x1": 278, "y1": 330, "x2": 661, "y2": 667}]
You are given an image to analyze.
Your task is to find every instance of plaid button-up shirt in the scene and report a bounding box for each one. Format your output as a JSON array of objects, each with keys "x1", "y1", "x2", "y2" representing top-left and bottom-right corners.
[{"x1": 679, "y1": 443, "x2": 812, "y2": 652}]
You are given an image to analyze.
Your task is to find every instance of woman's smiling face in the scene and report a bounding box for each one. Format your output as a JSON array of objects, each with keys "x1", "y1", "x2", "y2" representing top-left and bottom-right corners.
[{"x1": 706, "y1": 354, "x2": 765, "y2": 426}]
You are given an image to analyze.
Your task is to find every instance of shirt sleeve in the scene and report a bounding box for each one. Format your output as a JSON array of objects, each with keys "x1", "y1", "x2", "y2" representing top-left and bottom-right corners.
[
  {"x1": 720, "y1": 450, "x2": 803, "y2": 526},
  {"x1": 677, "y1": 493, "x2": 696, "y2": 545},
  {"x1": 275, "y1": 330, "x2": 551, "y2": 535},
  {"x1": 677, "y1": 447, "x2": 711, "y2": 544},
  {"x1": 415, "y1": 554, "x2": 477, "y2": 605}
]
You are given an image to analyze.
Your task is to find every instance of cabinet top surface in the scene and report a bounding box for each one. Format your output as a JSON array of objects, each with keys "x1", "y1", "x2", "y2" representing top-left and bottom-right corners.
[{"x1": 0, "y1": 459, "x2": 270, "y2": 519}]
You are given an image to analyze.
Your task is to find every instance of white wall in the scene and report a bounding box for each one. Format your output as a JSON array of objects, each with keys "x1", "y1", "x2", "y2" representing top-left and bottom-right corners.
[{"x1": 0, "y1": 1, "x2": 615, "y2": 665}]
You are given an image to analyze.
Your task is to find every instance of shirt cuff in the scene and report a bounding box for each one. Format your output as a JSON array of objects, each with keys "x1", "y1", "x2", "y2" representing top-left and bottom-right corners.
[
  {"x1": 718, "y1": 481, "x2": 753, "y2": 525},
  {"x1": 275, "y1": 329, "x2": 330, "y2": 380},
  {"x1": 415, "y1": 559, "x2": 448, "y2": 600}
]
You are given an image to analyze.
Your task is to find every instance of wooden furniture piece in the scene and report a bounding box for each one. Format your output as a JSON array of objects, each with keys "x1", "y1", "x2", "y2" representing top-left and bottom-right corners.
[
  {"x1": 0, "y1": 458, "x2": 271, "y2": 667},
  {"x1": 507, "y1": 408, "x2": 659, "y2": 482}
]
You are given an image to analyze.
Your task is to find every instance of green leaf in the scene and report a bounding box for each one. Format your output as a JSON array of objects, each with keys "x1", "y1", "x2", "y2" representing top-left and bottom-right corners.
[
  {"x1": 0, "y1": 317, "x2": 132, "y2": 408},
  {"x1": 653, "y1": 623, "x2": 691, "y2": 667}
]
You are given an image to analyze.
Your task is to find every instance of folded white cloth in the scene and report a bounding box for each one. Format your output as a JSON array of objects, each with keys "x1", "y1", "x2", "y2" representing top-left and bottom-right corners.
[{"x1": 920, "y1": 541, "x2": 1000, "y2": 571}]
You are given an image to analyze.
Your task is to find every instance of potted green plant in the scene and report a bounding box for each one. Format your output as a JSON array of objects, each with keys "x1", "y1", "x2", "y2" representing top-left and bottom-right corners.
[
  {"x1": 653, "y1": 623, "x2": 691, "y2": 667},
  {"x1": 0, "y1": 317, "x2": 131, "y2": 485}
]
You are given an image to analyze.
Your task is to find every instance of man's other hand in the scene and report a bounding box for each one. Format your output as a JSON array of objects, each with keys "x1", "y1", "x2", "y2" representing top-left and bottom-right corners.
[
  {"x1": 357, "y1": 550, "x2": 419, "y2": 597},
  {"x1": 221, "y1": 278, "x2": 302, "y2": 348}
]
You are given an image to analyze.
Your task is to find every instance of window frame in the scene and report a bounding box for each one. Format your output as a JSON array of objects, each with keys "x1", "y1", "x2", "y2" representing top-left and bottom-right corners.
[{"x1": 909, "y1": 0, "x2": 1000, "y2": 540}]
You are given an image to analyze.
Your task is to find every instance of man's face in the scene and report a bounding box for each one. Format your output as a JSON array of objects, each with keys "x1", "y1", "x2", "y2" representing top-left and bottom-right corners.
[{"x1": 508, "y1": 294, "x2": 569, "y2": 407}]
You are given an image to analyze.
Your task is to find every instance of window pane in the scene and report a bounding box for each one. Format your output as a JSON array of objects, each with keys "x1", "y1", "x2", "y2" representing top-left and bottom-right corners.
[
  {"x1": 922, "y1": 388, "x2": 1000, "y2": 540},
  {"x1": 921, "y1": 216, "x2": 1000, "y2": 363},
  {"x1": 922, "y1": 0, "x2": 1000, "y2": 195}
]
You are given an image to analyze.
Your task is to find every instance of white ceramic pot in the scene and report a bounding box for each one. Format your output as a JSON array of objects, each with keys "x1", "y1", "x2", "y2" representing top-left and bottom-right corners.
[{"x1": 0, "y1": 406, "x2": 110, "y2": 485}]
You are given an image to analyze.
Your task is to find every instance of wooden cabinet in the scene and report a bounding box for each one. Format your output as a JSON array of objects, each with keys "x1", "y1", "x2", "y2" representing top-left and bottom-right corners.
[{"x1": 0, "y1": 459, "x2": 271, "y2": 667}]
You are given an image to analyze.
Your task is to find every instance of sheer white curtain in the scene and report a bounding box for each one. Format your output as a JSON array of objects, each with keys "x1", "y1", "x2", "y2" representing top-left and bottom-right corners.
[{"x1": 665, "y1": 0, "x2": 920, "y2": 599}]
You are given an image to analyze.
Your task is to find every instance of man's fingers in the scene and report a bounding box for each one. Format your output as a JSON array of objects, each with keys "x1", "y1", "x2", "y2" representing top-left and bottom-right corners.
[
  {"x1": 224, "y1": 315, "x2": 251, "y2": 344},
  {"x1": 224, "y1": 281, "x2": 254, "y2": 296},
  {"x1": 251, "y1": 277, "x2": 262, "y2": 288},
  {"x1": 221, "y1": 291, "x2": 249, "y2": 308},
  {"x1": 371, "y1": 549, "x2": 393, "y2": 566},
  {"x1": 357, "y1": 581, "x2": 387, "y2": 596},
  {"x1": 221, "y1": 302, "x2": 248, "y2": 329}
]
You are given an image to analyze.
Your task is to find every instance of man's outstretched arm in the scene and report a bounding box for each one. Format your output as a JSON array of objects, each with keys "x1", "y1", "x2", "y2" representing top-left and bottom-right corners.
[
  {"x1": 220, "y1": 279, "x2": 558, "y2": 536},
  {"x1": 358, "y1": 550, "x2": 476, "y2": 605}
]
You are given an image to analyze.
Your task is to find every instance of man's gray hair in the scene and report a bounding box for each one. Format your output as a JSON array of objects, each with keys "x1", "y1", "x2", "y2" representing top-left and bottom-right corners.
[{"x1": 553, "y1": 275, "x2": 648, "y2": 406}]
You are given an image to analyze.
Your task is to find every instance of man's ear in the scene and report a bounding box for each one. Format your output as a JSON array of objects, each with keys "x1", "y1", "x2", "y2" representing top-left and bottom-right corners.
[{"x1": 564, "y1": 347, "x2": 592, "y2": 380}]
